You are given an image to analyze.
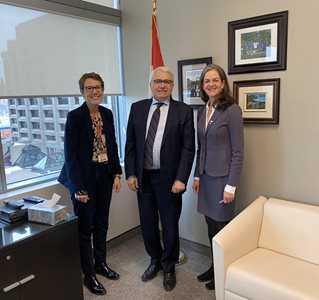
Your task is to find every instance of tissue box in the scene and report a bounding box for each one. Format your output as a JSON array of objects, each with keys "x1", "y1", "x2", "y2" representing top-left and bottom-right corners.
[{"x1": 28, "y1": 203, "x2": 67, "y2": 225}]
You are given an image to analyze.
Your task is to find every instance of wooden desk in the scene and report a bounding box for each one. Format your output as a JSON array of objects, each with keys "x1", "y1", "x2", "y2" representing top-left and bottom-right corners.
[{"x1": 0, "y1": 216, "x2": 83, "y2": 300}]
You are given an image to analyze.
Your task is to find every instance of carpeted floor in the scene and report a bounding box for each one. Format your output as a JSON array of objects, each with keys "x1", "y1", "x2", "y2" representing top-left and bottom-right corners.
[{"x1": 83, "y1": 227, "x2": 215, "y2": 300}]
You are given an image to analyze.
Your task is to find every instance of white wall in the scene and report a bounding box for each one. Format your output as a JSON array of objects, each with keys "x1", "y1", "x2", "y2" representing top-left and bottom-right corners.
[{"x1": 121, "y1": 0, "x2": 319, "y2": 246}]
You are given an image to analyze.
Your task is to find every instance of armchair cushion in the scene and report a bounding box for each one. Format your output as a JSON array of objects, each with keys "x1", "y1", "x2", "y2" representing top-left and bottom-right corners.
[{"x1": 226, "y1": 248, "x2": 319, "y2": 300}]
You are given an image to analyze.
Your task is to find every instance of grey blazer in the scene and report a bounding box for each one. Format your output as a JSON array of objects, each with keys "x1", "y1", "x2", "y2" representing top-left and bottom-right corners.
[{"x1": 194, "y1": 103, "x2": 244, "y2": 187}]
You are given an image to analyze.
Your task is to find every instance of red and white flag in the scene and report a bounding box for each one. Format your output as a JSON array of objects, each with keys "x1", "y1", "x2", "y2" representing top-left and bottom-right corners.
[
  {"x1": 151, "y1": 1, "x2": 164, "y2": 70},
  {"x1": 149, "y1": 0, "x2": 164, "y2": 96}
]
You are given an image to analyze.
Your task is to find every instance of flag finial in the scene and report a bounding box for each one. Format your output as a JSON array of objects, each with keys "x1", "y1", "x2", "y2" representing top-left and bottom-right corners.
[{"x1": 152, "y1": 0, "x2": 157, "y2": 13}]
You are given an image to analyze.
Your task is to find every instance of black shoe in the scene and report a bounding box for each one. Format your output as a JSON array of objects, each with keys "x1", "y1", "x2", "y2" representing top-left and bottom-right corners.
[
  {"x1": 163, "y1": 272, "x2": 176, "y2": 291},
  {"x1": 141, "y1": 263, "x2": 161, "y2": 281},
  {"x1": 197, "y1": 266, "x2": 213, "y2": 282},
  {"x1": 95, "y1": 262, "x2": 120, "y2": 280},
  {"x1": 83, "y1": 275, "x2": 106, "y2": 295},
  {"x1": 205, "y1": 278, "x2": 215, "y2": 290}
]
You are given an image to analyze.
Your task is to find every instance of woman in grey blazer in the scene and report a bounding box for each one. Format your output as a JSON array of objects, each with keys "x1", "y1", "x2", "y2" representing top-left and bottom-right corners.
[{"x1": 192, "y1": 64, "x2": 244, "y2": 290}]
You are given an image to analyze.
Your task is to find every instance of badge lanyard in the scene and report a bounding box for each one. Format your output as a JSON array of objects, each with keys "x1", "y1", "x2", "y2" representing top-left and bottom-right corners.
[{"x1": 90, "y1": 113, "x2": 107, "y2": 163}]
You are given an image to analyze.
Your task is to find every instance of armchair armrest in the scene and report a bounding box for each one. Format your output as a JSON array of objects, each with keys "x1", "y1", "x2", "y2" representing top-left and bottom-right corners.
[{"x1": 213, "y1": 196, "x2": 267, "y2": 300}]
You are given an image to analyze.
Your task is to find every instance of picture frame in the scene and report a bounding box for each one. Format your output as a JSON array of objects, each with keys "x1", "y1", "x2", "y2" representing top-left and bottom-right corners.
[
  {"x1": 177, "y1": 57, "x2": 212, "y2": 107},
  {"x1": 233, "y1": 78, "x2": 280, "y2": 124},
  {"x1": 228, "y1": 11, "x2": 288, "y2": 74}
]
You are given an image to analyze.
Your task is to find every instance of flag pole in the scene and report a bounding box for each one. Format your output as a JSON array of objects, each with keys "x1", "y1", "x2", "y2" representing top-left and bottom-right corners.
[{"x1": 152, "y1": 0, "x2": 157, "y2": 13}]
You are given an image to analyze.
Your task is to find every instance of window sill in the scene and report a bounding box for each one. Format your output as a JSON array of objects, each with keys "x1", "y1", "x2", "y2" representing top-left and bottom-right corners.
[{"x1": 0, "y1": 178, "x2": 59, "y2": 201}]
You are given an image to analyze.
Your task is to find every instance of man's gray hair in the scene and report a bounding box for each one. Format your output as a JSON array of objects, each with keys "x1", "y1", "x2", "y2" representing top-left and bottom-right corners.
[{"x1": 150, "y1": 66, "x2": 174, "y2": 83}]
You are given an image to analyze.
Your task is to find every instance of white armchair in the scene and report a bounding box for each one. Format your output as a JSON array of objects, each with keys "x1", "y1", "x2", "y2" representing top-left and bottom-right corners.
[{"x1": 213, "y1": 196, "x2": 319, "y2": 300}]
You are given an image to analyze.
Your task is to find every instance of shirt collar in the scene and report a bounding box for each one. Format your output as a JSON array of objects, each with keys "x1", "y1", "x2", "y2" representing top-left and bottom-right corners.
[{"x1": 152, "y1": 97, "x2": 169, "y2": 106}]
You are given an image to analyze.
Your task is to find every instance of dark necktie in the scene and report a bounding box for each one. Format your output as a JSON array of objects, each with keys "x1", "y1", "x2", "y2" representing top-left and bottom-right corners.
[{"x1": 144, "y1": 102, "x2": 163, "y2": 169}]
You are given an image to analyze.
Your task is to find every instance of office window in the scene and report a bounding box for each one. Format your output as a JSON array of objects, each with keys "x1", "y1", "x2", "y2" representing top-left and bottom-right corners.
[
  {"x1": 1, "y1": 95, "x2": 124, "y2": 188},
  {"x1": 0, "y1": 1, "x2": 124, "y2": 192},
  {"x1": 0, "y1": 2, "x2": 122, "y2": 98}
]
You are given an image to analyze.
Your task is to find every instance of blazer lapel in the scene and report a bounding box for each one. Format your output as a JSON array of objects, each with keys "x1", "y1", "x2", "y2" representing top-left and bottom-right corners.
[
  {"x1": 81, "y1": 103, "x2": 94, "y2": 146},
  {"x1": 100, "y1": 108, "x2": 111, "y2": 142},
  {"x1": 162, "y1": 98, "x2": 176, "y2": 144},
  {"x1": 206, "y1": 109, "x2": 223, "y2": 133},
  {"x1": 141, "y1": 99, "x2": 152, "y2": 138},
  {"x1": 198, "y1": 107, "x2": 206, "y2": 135}
]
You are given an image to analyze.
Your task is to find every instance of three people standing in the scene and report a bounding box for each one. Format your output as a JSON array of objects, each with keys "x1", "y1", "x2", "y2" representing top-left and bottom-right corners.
[{"x1": 59, "y1": 63, "x2": 243, "y2": 295}]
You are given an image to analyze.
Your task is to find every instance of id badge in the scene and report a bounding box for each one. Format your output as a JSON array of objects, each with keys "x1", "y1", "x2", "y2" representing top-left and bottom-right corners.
[{"x1": 98, "y1": 153, "x2": 108, "y2": 163}]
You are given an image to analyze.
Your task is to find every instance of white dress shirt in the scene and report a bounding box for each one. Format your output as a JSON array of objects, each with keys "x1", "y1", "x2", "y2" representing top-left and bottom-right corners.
[{"x1": 145, "y1": 98, "x2": 169, "y2": 169}]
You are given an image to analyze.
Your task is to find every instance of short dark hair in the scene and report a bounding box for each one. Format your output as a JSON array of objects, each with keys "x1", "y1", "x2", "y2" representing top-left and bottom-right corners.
[
  {"x1": 199, "y1": 64, "x2": 235, "y2": 110},
  {"x1": 78, "y1": 72, "x2": 104, "y2": 91}
]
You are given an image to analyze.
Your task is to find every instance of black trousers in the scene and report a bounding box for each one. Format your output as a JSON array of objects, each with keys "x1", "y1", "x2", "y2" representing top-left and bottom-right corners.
[
  {"x1": 72, "y1": 163, "x2": 113, "y2": 277},
  {"x1": 137, "y1": 169, "x2": 182, "y2": 273},
  {"x1": 205, "y1": 215, "x2": 229, "y2": 266}
]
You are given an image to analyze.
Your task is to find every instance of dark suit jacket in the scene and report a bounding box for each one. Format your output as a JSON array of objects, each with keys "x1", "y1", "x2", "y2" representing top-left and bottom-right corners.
[
  {"x1": 194, "y1": 103, "x2": 244, "y2": 187},
  {"x1": 58, "y1": 102, "x2": 122, "y2": 194},
  {"x1": 125, "y1": 98, "x2": 195, "y2": 193}
]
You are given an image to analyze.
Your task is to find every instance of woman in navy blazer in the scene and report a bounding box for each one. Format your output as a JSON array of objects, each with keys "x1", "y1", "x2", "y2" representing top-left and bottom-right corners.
[
  {"x1": 58, "y1": 73, "x2": 122, "y2": 295},
  {"x1": 192, "y1": 64, "x2": 244, "y2": 290}
]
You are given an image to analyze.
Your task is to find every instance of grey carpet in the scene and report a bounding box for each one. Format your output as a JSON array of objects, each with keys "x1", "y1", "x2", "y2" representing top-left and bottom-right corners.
[{"x1": 83, "y1": 227, "x2": 215, "y2": 300}]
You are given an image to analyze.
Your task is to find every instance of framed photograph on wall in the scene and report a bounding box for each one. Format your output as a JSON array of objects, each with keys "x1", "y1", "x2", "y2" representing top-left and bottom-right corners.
[
  {"x1": 177, "y1": 57, "x2": 212, "y2": 107},
  {"x1": 233, "y1": 78, "x2": 280, "y2": 124},
  {"x1": 228, "y1": 11, "x2": 288, "y2": 74}
]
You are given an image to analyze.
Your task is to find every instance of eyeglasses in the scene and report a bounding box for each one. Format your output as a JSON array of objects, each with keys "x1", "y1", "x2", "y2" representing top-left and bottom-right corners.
[
  {"x1": 84, "y1": 85, "x2": 104, "y2": 93},
  {"x1": 152, "y1": 79, "x2": 173, "y2": 85}
]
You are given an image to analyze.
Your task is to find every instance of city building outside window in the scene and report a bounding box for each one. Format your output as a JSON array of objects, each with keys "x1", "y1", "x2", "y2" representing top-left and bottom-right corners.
[{"x1": 0, "y1": 1, "x2": 124, "y2": 192}]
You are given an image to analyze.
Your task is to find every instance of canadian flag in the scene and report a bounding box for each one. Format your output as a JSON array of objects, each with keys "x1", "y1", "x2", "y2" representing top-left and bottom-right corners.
[
  {"x1": 151, "y1": 4, "x2": 164, "y2": 70},
  {"x1": 149, "y1": 0, "x2": 164, "y2": 96}
]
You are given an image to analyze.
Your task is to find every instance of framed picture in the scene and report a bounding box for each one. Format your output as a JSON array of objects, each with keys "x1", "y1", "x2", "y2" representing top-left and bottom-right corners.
[
  {"x1": 177, "y1": 57, "x2": 212, "y2": 107},
  {"x1": 228, "y1": 11, "x2": 288, "y2": 74},
  {"x1": 233, "y1": 78, "x2": 280, "y2": 124}
]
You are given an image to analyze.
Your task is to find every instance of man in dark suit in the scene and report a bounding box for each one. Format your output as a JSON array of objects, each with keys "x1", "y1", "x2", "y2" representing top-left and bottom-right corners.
[{"x1": 125, "y1": 66, "x2": 195, "y2": 291}]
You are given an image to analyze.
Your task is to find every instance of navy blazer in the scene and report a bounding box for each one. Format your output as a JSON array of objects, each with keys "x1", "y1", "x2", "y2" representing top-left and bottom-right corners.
[
  {"x1": 125, "y1": 98, "x2": 195, "y2": 193},
  {"x1": 58, "y1": 102, "x2": 122, "y2": 194},
  {"x1": 194, "y1": 104, "x2": 244, "y2": 187}
]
